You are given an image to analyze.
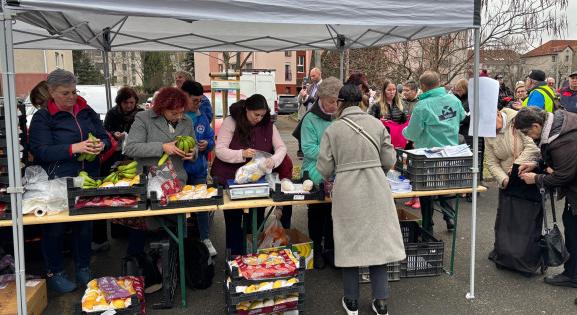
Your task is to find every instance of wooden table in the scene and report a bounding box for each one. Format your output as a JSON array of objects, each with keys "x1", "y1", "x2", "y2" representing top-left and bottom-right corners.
[{"x1": 0, "y1": 185, "x2": 487, "y2": 307}]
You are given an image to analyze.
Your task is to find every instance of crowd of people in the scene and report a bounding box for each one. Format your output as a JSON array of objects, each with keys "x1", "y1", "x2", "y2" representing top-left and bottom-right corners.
[{"x1": 19, "y1": 64, "x2": 577, "y2": 314}]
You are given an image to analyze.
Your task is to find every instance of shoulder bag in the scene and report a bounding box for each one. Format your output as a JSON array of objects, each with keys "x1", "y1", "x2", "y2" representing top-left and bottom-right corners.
[{"x1": 539, "y1": 187, "x2": 570, "y2": 267}]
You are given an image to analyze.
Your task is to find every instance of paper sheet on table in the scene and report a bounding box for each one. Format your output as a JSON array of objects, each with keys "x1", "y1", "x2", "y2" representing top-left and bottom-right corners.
[{"x1": 468, "y1": 77, "x2": 498, "y2": 137}]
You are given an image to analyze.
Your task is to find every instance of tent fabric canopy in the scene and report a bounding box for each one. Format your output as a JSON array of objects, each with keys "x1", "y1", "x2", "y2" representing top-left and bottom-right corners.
[{"x1": 7, "y1": 0, "x2": 476, "y2": 51}]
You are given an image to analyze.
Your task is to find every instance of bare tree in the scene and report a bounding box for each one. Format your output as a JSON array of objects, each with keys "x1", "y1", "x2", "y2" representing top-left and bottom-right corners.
[{"x1": 322, "y1": 0, "x2": 567, "y2": 85}]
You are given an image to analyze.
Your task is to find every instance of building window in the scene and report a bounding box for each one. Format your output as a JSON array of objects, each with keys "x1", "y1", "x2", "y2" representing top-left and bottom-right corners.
[
  {"x1": 122, "y1": 52, "x2": 126, "y2": 58},
  {"x1": 552, "y1": 55, "x2": 557, "y2": 62},
  {"x1": 566, "y1": 55, "x2": 570, "y2": 63},
  {"x1": 131, "y1": 52, "x2": 136, "y2": 59},
  {"x1": 122, "y1": 64, "x2": 128, "y2": 71},
  {"x1": 285, "y1": 64, "x2": 292, "y2": 81},
  {"x1": 244, "y1": 62, "x2": 253, "y2": 70},
  {"x1": 218, "y1": 64, "x2": 224, "y2": 72},
  {"x1": 297, "y1": 56, "x2": 305, "y2": 73},
  {"x1": 285, "y1": 51, "x2": 292, "y2": 57}
]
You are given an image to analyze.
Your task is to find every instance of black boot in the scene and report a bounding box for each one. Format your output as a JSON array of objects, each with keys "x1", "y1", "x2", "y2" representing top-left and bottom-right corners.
[{"x1": 372, "y1": 299, "x2": 388, "y2": 315}]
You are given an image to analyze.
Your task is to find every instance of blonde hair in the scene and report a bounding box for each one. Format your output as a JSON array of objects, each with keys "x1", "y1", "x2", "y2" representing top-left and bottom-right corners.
[
  {"x1": 175, "y1": 71, "x2": 193, "y2": 81},
  {"x1": 30, "y1": 80, "x2": 50, "y2": 109},
  {"x1": 377, "y1": 79, "x2": 403, "y2": 117},
  {"x1": 454, "y1": 79, "x2": 468, "y2": 94}
]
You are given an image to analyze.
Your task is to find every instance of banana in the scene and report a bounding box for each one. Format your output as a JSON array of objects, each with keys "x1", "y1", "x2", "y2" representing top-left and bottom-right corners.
[
  {"x1": 103, "y1": 172, "x2": 116, "y2": 183},
  {"x1": 118, "y1": 161, "x2": 138, "y2": 171},
  {"x1": 158, "y1": 153, "x2": 169, "y2": 166},
  {"x1": 181, "y1": 140, "x2": 189, "y2": 154}
]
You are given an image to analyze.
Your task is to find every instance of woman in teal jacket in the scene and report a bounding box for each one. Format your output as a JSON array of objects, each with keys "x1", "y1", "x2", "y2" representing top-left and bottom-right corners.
[{"x1": 298, "y1": 77, "x2": 342, "y2": 269}]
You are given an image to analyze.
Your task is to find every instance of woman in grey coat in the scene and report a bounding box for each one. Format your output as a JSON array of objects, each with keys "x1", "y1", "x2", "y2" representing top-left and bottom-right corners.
[
  {"x1": 125, "y1": 87, "x2": 197, "y2": 185},
  {"x1": 123, "y1": 87, "x2": 197, "y2": 258},
  {"x1": 317, "y1": 84, "x2": 405, "y2": 315}
]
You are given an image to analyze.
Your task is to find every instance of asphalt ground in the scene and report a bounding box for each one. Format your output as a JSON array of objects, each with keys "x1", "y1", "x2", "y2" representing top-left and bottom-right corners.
[{"x1": 30, "y1": 115, "x2": 577, "y2": 314}]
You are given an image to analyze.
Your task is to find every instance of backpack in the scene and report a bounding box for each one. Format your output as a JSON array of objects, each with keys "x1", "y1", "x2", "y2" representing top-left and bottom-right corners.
[
  {"x1": 121, "y1": 252, "x2": 163, "y2": 291},
  {"x1": 184, "y1": 238, "x2": 214, "y2": 290}
]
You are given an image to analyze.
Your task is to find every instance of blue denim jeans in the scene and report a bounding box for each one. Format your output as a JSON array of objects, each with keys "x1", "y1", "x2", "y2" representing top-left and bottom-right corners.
[{"x1": 41, "y1": 221, "x2": 93, "y2": 273}]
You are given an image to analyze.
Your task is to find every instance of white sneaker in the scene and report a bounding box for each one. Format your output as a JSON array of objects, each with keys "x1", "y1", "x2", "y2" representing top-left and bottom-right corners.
[{"x1": 202, "y1": 239, "x2": 217, "y2": 256}]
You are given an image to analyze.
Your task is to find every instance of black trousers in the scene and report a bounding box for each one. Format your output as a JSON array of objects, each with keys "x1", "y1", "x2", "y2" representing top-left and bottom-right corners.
[
  {"x1": 307, "y1": 203, "x2": 334, "y2": 251},
  {"x1": 420, "y1": 196, "x2": 451, "y2": 233},
  {"x1": 224, "y1": 208, "x2": 265, "y2": 256},
  {"x1": 562, "y1": 202, "x2": 577, "y2": 279}
]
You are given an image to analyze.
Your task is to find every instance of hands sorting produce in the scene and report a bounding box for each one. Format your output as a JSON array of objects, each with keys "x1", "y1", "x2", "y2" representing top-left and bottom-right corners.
[
  {"x1": 158, "y1": 135, "x2": 196, "y2": 166},
  {"x1": 77, "y1": 133, "x2": 101, "y2": 162}
]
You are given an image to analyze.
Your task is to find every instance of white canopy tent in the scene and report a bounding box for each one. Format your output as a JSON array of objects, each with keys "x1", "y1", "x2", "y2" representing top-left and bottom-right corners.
[{"x1": 0, "y1": 1, "x2": 482, "y2": 313}]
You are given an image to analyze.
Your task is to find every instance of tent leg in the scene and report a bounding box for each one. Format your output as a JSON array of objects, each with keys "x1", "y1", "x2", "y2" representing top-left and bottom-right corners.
[
  {"x1": 466, "y1": 27, "x2": 481, "y2": 301},
  {"x1": 102, "y1": 50, "x2": 113, "y2": 111},
  {"x1": 0, "y1": 8, "x2": 27, "y2": 315}
]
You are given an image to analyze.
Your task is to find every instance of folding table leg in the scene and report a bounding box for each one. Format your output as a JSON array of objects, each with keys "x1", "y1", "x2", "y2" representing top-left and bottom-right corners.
[{"x1": 177, "y1": 214, "x2": 187, "y2": 307}]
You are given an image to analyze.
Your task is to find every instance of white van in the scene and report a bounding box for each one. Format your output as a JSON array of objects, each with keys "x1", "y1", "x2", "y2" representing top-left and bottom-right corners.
[
  {"x1": 211, "y1": 69, "x2": 278, "y2": 121},
  {"x1": 25, "y1": 85, "x2": 121, "y2": 123}
]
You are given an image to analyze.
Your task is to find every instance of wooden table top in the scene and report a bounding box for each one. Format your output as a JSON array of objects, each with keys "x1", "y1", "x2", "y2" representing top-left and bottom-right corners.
[{"x1": 0, "y1": 186, "x2": 487, "y2": 227}]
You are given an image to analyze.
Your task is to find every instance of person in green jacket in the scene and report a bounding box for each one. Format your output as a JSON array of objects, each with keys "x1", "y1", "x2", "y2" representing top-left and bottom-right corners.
[
  {"x1": 402, "y1": 71, "x2": 466, "y2": 232},
  {"x1": 299, "y1": 76, "x2": 342, "y2": 269}
]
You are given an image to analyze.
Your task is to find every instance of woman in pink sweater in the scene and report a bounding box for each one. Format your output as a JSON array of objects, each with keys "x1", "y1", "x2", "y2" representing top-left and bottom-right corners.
[{"x1": 211, "y1": 94, "x2": 287, "y2": 254}]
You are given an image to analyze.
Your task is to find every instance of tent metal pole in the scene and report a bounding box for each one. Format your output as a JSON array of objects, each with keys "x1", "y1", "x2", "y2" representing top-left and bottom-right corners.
[
  {"x1": 0, "y1": 7, "x2": 27, "y2": 315},
  {"x1": 102, "y1": 49, "x2": 113, "y2": 111},
  {"x1": 466, "y1": 26, "x2": 481, "y2": 300}
]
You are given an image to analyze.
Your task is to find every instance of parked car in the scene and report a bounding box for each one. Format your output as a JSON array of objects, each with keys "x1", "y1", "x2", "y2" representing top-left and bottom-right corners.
[{"x1": 277, "y1": 95, "x2": 298, "y2": 114}]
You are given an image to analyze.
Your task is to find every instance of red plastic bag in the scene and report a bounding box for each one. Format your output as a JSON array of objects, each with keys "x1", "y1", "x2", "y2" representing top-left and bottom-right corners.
[{"x1": 234, "y1": 249, "x2": 297, "y2": 280}]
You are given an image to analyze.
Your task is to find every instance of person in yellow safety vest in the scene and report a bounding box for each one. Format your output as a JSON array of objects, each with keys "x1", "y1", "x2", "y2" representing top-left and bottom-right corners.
[{"x1": 522, "y1": 69, "x2": 556, "y2": 113}]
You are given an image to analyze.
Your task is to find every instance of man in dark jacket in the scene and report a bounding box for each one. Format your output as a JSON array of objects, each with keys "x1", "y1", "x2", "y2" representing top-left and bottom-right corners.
[
  {"x1": 560, "y1": 71, "x2": 577, "y2": 113},
  {"x1": 516, "y1": 107, "x2": 577, "y2": 288}
]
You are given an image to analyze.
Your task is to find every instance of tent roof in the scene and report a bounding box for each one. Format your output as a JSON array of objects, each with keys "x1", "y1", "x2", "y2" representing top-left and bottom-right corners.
[{"x1": 6, "y1": 0, "x2": 479, "y2": 52}]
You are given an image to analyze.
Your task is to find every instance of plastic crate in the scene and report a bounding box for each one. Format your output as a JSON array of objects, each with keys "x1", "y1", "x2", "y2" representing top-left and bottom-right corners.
[
  {"x1": 67, "y1": 176, "x2": 148, "y2": 216},
  {"x1": 270, "y1": 172, "x2": 325, "y2": 202},
  {"x1": 399, "y1": 221, "x2": 444, "y2": 278},
  {"x1": 226, "y1": 298, "x2": 304, "y2": 315},
  {"x1": 73, "y1": 296, "x2": 140, "y2": 315},
  {"x1": 149, "y1": 185, "x2": 224, "y2": 210},
  {"x1": 225, "y1": 252, "x2": 306, "y2": 309},
  {"x1": 359, "y1": 261, "x2": 401, "y2": 283},
  {"x1": 150, "y1": 239, "x2": 179, "y2": 310},
  {"x1": 395, "y1": 149, "x2": 473, "y2": 191}
]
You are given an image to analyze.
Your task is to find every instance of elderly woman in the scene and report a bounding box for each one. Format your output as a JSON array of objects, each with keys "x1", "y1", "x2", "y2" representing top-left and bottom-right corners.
[
  {"x1": 485, "y1": 107, "x2": 541, "y2": 276},
  {"x1": 28, "y1": 69, "x2": 111, "y2": 293},
  {"x1": 317, "y1": 83, "x2": 405, "y2": 315},
  {"x1": 507, "y1": 83, "x2": 528, "y2": 110},
  {"x1": 211, "y1": 94, "x2": 287, "y2": 255},
  {"x1": 125, "y1": 87, "x2": 197, "y2": 189},
  {"x1": 123, "y1": 87, "x2": 197, "y2": 258},
  {"x1": 294, "y1": 76, "x2": 342, "y2": 269}
]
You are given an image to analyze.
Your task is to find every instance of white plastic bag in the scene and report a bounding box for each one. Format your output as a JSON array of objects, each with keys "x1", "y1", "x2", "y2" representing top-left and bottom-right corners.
[
  {"x1": 235, "y1": 151, "x2": 273, "y2": 184},
  {"x1": 147, "y1": 160, "x2": 182, "y2": 205},
  {"x1": 22, "y1": 166, "x2": 68, "y2": 216}
]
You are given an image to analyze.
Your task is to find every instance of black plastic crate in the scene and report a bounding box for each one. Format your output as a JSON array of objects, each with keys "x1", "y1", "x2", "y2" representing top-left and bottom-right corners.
[
  {"x1": 359, "y1": 261, "x2": 401, "y2": 283},
  {"x1": 270, "y1": 172, "x2": 325, "y2": 202},
  {"x1": 73, "y1": 296, "x2": 140, "y2": 315},
  {"x1": 0, "y1": 192, "x2": 11, "y2": 220},
  {"x1": 149, "y1": 185, "x2": 224, "y2": 210},
  {"x1": 150, "y1": 239, "x2": 178, "y2": 310},
  {"x1": 399, "y1": 221, "x2": 444, "y2": 278},
  {"x1": 67, "y1": 175, "x2": 148, "y2": 216},
  {"x1": 395, "y1": 149, "x2": 473, "y2": 190}
]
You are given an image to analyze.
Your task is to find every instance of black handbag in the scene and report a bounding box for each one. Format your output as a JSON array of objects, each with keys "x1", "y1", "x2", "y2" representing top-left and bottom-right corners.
[{"x1": 539, "y1": 187, "x2": 570, "y2": 267}]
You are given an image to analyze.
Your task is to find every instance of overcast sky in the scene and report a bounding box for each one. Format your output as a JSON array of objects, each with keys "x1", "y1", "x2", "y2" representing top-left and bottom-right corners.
[{"x1": 543, "y1": 1, "x2": 576, "y2": 41}]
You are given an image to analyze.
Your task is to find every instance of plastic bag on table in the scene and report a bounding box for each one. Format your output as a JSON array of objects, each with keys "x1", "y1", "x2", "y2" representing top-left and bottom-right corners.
[
  {"x1": 22, "y1": 166, "x2": 68, "y2": 216},
  {"x1": 147, "y1": 159, "x2": 182, "y2": 206},
  {"x1": 259, "y1": 208, "x2": 289, "y2": 249},
  {"x1": 235, "y1": 150, "x2": 273, "y2": 184}
]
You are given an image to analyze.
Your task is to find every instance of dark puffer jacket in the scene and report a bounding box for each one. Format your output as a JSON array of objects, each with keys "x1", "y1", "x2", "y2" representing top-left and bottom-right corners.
[
  {"x1": 28, "y1": 96, "x2": 111, "y2": 179},
  {"x1": 536, "y1": 110, "x2": 577, "y2": 213}
]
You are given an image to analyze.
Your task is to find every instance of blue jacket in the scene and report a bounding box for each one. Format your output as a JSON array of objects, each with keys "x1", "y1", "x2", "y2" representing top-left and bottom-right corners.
[
  {"x1": 184, "y1": 111, "x2": 215, "y2": 183},
  {"x1": 200, "y1": 95, "x2": 213, "y2": 123},
  {"x1": 28, "y1": 96, "x2": 111, "y2": 179}
]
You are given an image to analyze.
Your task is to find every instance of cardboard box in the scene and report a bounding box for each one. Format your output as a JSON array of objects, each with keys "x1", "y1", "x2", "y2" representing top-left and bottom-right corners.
[
  {"x1": 0, "y1": 279, "x2": 47, "y2": 315},
  {"x1": 397, "y1": 207, "x2": 421, "y2": 222},
  {"x1": 247, "y1": 228, "x2": 314, "y2": 270}
]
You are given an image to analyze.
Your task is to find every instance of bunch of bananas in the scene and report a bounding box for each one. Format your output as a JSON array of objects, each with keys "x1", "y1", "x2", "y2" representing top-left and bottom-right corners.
[
  {"x1": 78, "y1": 133, "x2": 100, "y2": 162},
  {"x1": 79, "y1": 171, "x2": 102, "y2": 189},
  {"x1": 102, "y1": 161, "x2": 139, "y2": 184},
  {"x1": 158, "y1": 136, "x2": 196, "y2": 166},
  {"x1": 292, "y1": 244, "x2": 313, "y2": 269}
]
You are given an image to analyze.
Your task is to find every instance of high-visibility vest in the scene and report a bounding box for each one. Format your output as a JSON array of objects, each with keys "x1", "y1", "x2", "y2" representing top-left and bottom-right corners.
[{"x1": 522, "y1": 85, "x2": 556, "y2": 113}]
